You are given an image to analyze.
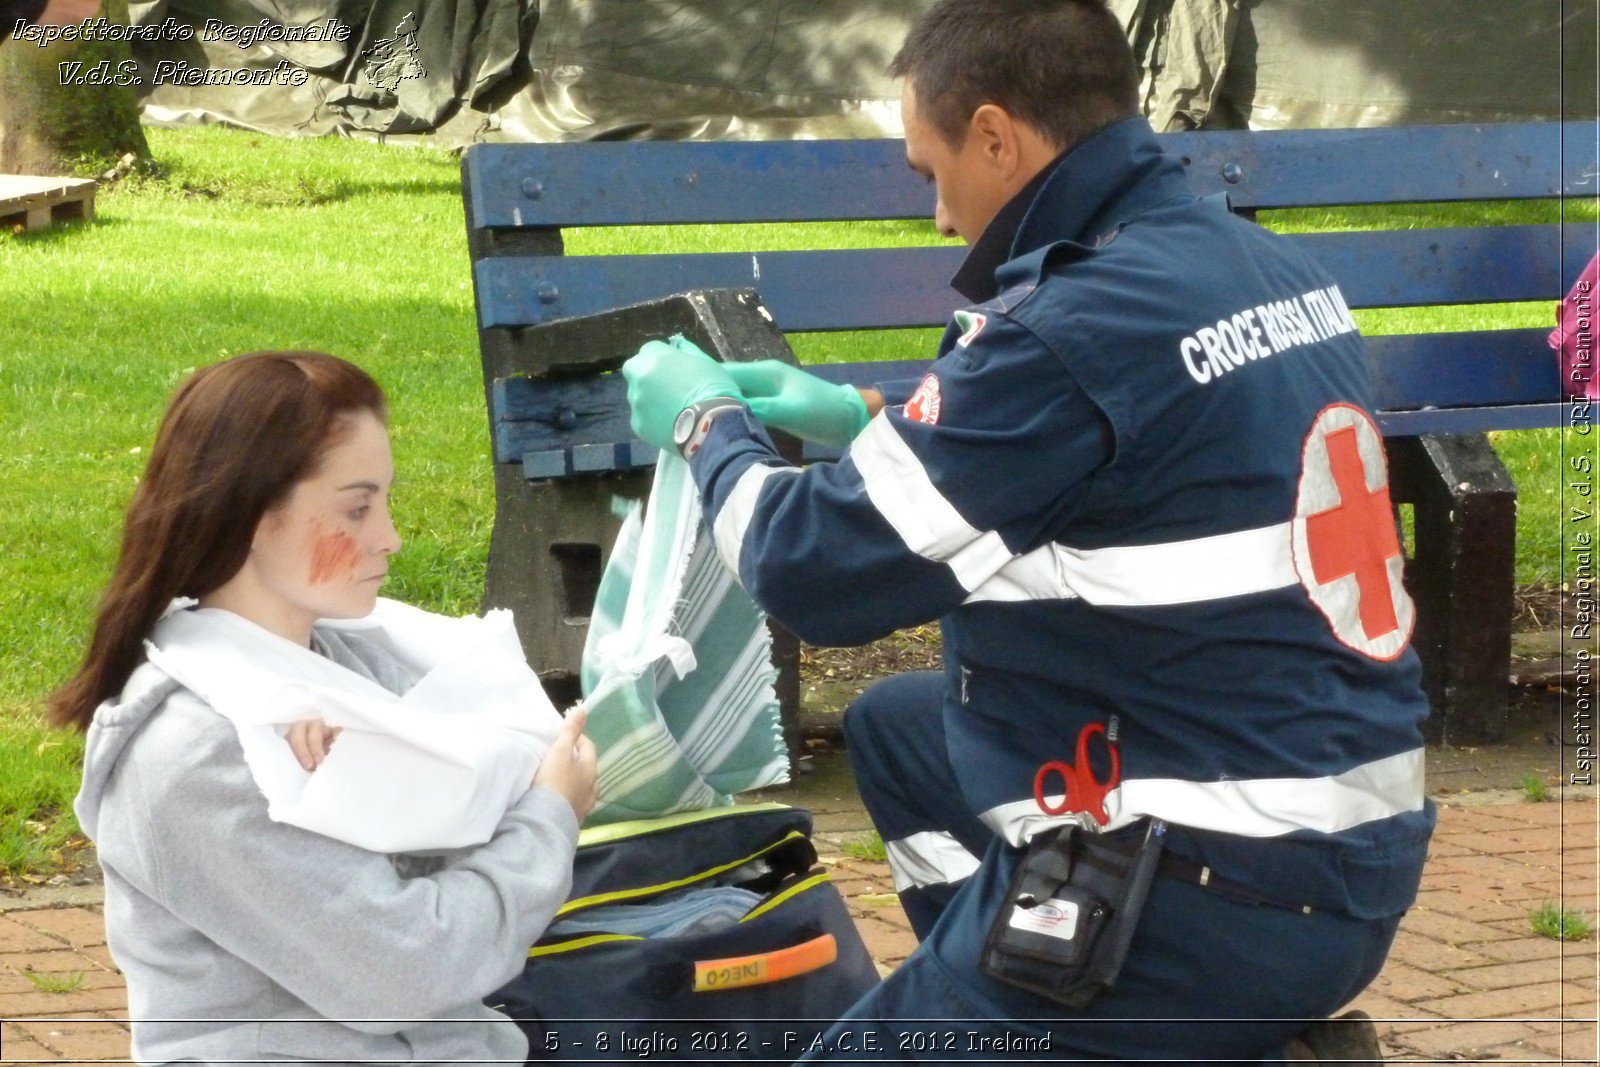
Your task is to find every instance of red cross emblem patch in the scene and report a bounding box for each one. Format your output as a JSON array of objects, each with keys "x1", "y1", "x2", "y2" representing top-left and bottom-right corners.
[{"x1": 1289, "y1": 403, "x2": 1415, "y2": 661}]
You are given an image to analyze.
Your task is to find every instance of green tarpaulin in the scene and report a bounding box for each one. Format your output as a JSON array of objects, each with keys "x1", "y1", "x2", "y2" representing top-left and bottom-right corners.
[{"x1": 128, "y1": 1, "x2": 1596, "y2": 144}]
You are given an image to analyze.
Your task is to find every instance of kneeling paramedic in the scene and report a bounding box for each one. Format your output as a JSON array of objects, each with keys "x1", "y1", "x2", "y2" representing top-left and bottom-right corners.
[{"x1": 623, "y1": 1, "x2": 1433, "y2": 1060}]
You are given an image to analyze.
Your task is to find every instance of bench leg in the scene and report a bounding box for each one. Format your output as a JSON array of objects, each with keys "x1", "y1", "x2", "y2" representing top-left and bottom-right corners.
[
  {"x1": 768, "y1": 620, "x2": 804, "y2": 767},
  {"x1": 484, "y1": 466, "x2": 649, "y2": 709},
  {"x1": 1386, "y1": 433, "x2": 1516, "y2": 745}
]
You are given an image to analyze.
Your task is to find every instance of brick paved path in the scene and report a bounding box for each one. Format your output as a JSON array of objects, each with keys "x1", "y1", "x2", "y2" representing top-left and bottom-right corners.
[{"x1": 3, "y1": 797, "x2": 1596, "y2": 1063}]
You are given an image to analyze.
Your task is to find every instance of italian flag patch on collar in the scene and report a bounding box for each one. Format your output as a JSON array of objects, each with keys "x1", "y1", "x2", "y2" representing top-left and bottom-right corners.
[{"x1": 954, "y1": 309, "x2": 987, "y2": 347}]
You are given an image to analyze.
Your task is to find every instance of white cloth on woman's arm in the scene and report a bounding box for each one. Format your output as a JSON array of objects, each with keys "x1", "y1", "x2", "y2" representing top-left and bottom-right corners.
[
  {"x1": 75, "y1": 661, "x2": 578, "y2": 1066},
  {"x1": 145, "y1": 598, "x2": 564, "y2": 853}
]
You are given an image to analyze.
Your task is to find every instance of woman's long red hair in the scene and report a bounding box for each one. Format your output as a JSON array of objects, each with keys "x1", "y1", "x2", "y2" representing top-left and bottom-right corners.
[{"x1": 49, "y1": 351, "x2": 387, "y2": 731}]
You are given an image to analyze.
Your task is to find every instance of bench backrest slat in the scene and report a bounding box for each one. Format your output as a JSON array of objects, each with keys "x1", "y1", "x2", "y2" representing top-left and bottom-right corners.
[
  {"x1": 1167, "y1": 122, "x2": 1594, "y2": 206},
  {"x1": 1365, "y1": 327, "x2": 1557, "y2": 410},
  {"x1": 475, "y1": 247, "x2": 962, "y2": 332},
  {"x1": 491, "y1": 327, "x2": 1556, "y2": 473},
  {"x1": 474, "y1": 224, "x2": 1582, "y2": 332},
  {"x1": 809, "y1": 331, "x2": 1562, "y2": 414},
  {"x1": 1378, "y1": 403, "x2": 1569, "y2": 436},
  {"x1": 464, "y1": 121, "x2": 1594, "y2": 231},
  {"x1": 464, "y1": 120, "x2": 1597, "y2": 440},
  {"x1": 466, "y1": 139, "x2": 932, "y2": 228}
]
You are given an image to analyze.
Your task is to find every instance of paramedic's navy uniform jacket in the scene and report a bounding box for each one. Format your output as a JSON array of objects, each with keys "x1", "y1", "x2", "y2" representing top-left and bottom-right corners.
[{"x1": 686, "y1": 116, "x2": 1434, "y2": 920}]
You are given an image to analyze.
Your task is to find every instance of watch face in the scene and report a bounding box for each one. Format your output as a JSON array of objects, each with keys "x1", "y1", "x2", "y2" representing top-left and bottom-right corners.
[{"x1": 672, "y1": 405, "x2": 698, "y2": 445}]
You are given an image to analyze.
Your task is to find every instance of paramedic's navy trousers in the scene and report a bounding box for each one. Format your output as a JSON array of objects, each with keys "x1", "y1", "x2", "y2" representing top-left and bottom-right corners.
[{"x1": 816, "y1": 671, "x2": 1401, "y2": 1066}]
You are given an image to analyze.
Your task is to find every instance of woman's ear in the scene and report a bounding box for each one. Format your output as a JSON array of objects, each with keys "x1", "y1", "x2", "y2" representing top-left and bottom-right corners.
[{"x1": 250, "y1": 500, "x2": 287, "y2": 551}]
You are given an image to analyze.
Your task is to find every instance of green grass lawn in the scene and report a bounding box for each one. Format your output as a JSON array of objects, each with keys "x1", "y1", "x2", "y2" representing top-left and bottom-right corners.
[{"x1": 0, "y1": 126, "x2": 1588, "y2": 880}]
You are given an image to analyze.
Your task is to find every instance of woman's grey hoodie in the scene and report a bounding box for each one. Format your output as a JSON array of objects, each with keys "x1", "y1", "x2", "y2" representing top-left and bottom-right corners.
[{"x1": 73, "y1": 630, "x2": 579, "y2": 1065}]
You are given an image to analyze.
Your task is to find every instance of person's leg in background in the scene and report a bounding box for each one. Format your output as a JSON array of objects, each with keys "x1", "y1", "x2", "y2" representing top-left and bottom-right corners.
[{"x1": 841, "y1": 671, "x2": 993, "y2": 939}]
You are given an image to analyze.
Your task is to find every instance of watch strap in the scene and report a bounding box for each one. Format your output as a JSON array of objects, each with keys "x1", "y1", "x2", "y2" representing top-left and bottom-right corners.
[{"x1": 676, "y1": 397, "x2": 744, "y2": 458}]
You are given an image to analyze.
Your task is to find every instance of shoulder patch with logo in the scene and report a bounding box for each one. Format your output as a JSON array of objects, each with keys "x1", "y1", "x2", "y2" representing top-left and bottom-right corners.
[
  {"x1": 1289, "y1": 403, "x2": 1414, "y2": 661},
  {"x1": 953, "y1": 310, "x2": 987, "y2": 348},
  {"x1": 904, "y1": 373, "x2": 942, "y2": 425}
]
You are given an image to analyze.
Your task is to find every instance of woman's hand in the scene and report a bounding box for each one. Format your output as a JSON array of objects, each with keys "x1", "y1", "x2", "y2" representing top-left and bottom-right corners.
[
  {"x1": 287, "y1": 719, "x2": 342, "y2": 771},
  {"x1": 533, "y1": 707, "x2": 599, "y2": 822}
]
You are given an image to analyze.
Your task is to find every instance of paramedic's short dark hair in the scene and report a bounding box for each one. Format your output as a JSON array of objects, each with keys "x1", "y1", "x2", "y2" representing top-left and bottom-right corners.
[{"x1": 890, "y1": 0, "x2": 1141, "y2": 152}]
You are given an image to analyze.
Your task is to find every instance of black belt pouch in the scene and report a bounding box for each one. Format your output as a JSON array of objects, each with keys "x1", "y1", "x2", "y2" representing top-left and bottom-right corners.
[{"x1": 979, "y1": 819, "x2": 1166, "y2": 1008}]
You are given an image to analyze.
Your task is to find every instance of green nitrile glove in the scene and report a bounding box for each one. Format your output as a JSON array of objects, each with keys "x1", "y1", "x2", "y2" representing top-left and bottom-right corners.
[
  {"x1": 723, "y1": 360, "x2": 870, "y2": 449},
  {"x1": 621, "y1": 337, "x2": 743, "y2": 451}
]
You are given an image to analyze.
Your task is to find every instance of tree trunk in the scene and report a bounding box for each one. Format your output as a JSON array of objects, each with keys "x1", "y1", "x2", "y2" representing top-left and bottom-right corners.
[{"x1": 0, "y1": 0, "x2": 150, "y2": 175}]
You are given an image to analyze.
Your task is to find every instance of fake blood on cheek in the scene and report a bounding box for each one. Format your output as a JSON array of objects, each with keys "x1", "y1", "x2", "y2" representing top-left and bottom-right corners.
[{"x1": 308, "y1": 529, "x2": 362, "y2": 585}]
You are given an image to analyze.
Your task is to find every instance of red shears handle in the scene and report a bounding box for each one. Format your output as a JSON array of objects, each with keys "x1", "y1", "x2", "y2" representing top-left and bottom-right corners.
[{"x1": 1032, "y1": 722, "x2": 1120, "y2": 825}]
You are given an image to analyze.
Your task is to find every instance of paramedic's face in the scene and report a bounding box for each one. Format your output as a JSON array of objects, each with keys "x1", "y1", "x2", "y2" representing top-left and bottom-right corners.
[
  {"x1": 902, "y1": 80, "x2": 1013, "y2": 245},
  {"x1": 247, "y1": 412, "x2": 401, "y2": 634}
]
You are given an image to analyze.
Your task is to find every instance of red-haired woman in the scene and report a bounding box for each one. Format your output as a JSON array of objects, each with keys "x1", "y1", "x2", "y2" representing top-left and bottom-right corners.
[{"x1": 51, "y1": 351, "x2": 596, "y2": 1065}]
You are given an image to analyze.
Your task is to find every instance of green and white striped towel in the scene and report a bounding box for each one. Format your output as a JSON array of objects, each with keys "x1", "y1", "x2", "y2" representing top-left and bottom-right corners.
[{"x1": 579, "y1": 451, "x2": 788, "y2": 823}]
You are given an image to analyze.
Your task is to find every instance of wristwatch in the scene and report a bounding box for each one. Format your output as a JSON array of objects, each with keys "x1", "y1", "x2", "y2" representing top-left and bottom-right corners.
[{"x1": 671, "y1": 397, "x2": 744, "y2": 458}]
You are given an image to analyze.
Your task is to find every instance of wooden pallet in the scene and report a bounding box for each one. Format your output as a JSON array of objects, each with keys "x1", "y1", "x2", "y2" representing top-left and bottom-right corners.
[{"x1": 0, "y1": 175, "x2": 97, "y2": 233}]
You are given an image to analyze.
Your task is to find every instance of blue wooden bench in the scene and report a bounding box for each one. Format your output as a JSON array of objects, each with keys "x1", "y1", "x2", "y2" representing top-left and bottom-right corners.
[{"x1": 461, "y1": 122, "x2": 1597, "y2": 746}]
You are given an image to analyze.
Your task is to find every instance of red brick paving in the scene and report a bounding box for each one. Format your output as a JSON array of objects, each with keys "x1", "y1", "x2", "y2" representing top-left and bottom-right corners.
[
  {"x1": 1, "y1": 797, "x2": 1596, "y2": 1064},
  {"x1": 0, "y1": 923, "x2": 59, "y2": 958},
  {"x1": 1345, "y1": 796, "x2": 1600, "y2": 1063}
]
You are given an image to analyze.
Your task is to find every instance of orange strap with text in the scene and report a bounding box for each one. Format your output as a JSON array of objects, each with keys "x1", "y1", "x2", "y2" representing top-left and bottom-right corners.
[{"x1": 691, "y1": 934, "x2": 837, "y2": 993}]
